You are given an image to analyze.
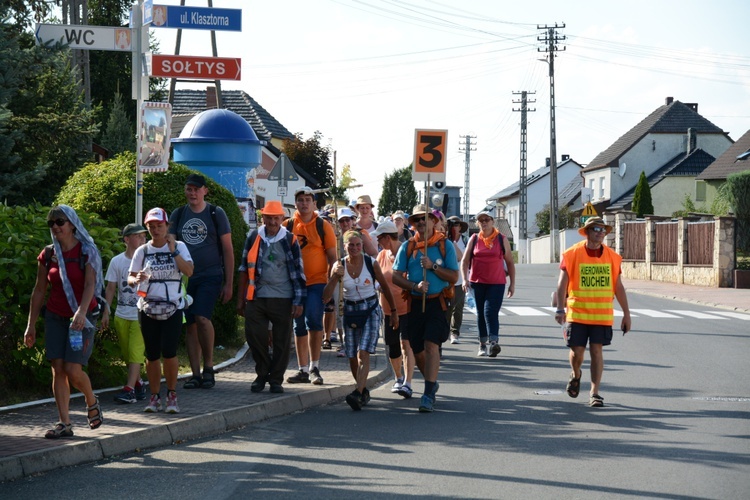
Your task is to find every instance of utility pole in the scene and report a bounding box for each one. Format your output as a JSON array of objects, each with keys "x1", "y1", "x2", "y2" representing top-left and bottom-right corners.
[
  {"x1": 459, "y1": 134, "x2": 476, "y2": 222},
  {"x1": 538, "y1": 23, "x2": 565, "y2": 262},
  {"x1": 512, "y1": 91, "x2": 535, "y2": 264}
]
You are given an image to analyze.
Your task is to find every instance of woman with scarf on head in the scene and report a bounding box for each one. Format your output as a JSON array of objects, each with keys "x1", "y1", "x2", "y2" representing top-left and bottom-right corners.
[
  {"x1": 461, "y1": 211, "x2": 515, "y2": 358},
  {"x1": 24, "y1": 205, "x2": 106, "y2": 439}
]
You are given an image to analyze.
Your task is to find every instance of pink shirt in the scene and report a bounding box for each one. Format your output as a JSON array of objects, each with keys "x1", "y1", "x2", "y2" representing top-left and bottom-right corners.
[
  {"x1": 377, "y1": 249, "x2": 408, "y2": 316},
  {"x1": 467, "y1": 234, "x2": 506, "y2": 285}
]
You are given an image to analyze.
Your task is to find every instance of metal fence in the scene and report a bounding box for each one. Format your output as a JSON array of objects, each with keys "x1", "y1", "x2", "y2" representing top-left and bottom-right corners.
[
  {"x1": 687, "y1": 220, "x2": 714, "y2": 265},
  {"x1": 622, "y1": 220, "x2": 646, "y2": 260}
]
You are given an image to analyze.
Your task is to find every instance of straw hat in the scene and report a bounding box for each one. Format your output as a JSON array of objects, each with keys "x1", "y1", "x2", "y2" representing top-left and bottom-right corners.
[
  {"x1": 578, "y1": 216, "x2": 613, "y2": 237},
  {"x1": 408, "y1": 204, "x2": 438, "y2": 224},
  {"x1": 355, "y1": 195, "x2": 375, "y2": 208},
  {"x1": 446, "y1": 216, "x2": 468, "y2": 233}
]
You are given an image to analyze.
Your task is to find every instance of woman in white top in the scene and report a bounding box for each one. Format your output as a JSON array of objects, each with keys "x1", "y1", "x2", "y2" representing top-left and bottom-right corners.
[
  {"x1": 324, "y1": 230, "x2": 397, "y2": 411},
  {"x1": 129, "y1": 208, "x2": 193, "y2": 414}
]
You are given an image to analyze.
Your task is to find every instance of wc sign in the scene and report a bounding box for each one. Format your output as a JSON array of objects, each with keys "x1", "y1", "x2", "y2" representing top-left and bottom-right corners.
[{"x1": 35, "y1": 23, "x2": 133, "y2": 52}]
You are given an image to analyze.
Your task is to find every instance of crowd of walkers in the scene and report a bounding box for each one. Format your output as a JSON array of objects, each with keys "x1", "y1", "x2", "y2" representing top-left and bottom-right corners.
[{"x1": 25, "y1": 176, "x2": 630, "y2": 436}]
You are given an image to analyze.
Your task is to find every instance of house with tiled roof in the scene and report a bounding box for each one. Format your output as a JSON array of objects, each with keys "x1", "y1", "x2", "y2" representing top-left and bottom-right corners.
[
  {"x1": 695, "y1": 128, "x2": 750, "y2": 208},
  {"x1": 583, "y1": 97, "x2": 733, "y2": 216}
]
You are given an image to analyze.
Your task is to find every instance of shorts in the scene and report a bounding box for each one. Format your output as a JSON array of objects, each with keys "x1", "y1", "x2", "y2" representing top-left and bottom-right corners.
[
  {"x1": 383, "y1": 313, "x2": 409, "y2": 345},
  {"x1": 185, "y1": 274, "x2": 223, "y2": 325},
  {"x1": 293, "y1": 283, "x2": 325, "y2": 336},
  {"x1": 44, "y1": 309, "x2": 95, "y2": 366},
  {"x1": 407, "y1": 298, "x2": 449, "y2": 355},
  {"x1": 324, "y1": 298, "x2": 335, "y2": 313},
  {"x1": 565, "y1": 322, "x2": 613, "y2": 347},
  {"x1": 344, "y1": 297, "x2": 381, "y2": 358},
  {"x1": 139, "y1": 311, "x2": 183, "y2": 360},
  {"x1": 113, "y1": 315, "x2": 145, "y2": 364}
]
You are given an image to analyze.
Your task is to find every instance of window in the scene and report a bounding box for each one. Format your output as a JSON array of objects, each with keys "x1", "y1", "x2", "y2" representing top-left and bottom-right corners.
[
  {"x1": 588, "y1": 178, "x2": 595, "y2": 190},
  {"x1": 599, "y1": 177, "x2": 605, "y2": 199},
  {"x1": 696, "y1": 181, "x2": 706, "y2": 202}
]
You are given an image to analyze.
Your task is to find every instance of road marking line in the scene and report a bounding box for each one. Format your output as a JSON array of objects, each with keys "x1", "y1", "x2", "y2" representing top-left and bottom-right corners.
[
  {"x1": 666, "y1": 310, "x2": 728, "y2": 320},
  {"x1": 710, "y1": 311, "x2": 750, "y2": 320},
  {"x1": 630, "y1": 309, "x2": 681, "y2": 318},
  {"x1": 504, "y1": 306, "x2": 548, "y2": 316}
]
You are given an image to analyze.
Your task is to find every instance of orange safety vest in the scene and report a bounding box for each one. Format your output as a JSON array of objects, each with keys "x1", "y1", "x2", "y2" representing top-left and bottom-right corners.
[
  {"x1": 564, "y1": 241, "x2": 622, "y2": 326},
  {"x1": 245, "y1": 230, "x2": 296, "y2": 301}
]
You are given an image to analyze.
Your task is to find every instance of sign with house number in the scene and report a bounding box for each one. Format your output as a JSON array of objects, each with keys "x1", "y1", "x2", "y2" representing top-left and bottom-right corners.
[{"x1": 413, "y1": 129, "x2": 447, "y2": 182}]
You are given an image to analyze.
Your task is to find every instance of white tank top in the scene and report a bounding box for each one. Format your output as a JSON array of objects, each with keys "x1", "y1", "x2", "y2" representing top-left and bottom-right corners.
[{"x1": 342, "y1": 258, "x2": 377, "y2": 301}]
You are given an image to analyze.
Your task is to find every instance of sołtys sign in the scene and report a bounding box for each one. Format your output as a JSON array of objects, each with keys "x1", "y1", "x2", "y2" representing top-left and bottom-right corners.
[{"x1": 149, "y1": 54, "x2": 241, "y2": 80}]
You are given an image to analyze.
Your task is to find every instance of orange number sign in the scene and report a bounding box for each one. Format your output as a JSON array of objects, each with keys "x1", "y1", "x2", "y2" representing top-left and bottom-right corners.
[{"x1": 413, "y1": 129, "x2": 447, "y2": 182}]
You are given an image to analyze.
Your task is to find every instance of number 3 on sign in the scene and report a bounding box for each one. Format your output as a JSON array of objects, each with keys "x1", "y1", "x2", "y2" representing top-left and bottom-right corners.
[{"x1": 413, "y1": 129, "x2": 447, "y2": 182}]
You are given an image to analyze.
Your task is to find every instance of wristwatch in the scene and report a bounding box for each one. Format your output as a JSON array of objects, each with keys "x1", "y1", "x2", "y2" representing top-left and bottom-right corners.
[
  {"x1": 171, "y1": 249, "x2": 180, "y2": 258},
  {"x1": 432, "y1": 262, "x2": 439, "y2": 271}
]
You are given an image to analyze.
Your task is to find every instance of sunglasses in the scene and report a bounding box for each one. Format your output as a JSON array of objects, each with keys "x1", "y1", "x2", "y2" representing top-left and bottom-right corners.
[
  {"x1": 47, "y1": 219, "x2": 68, "y2": 228},
  {"x1": 590, "y1": 226, "x2": 607, "y2": 233},
  {"x1": 412, "y1": 216, "x2": 425, "y2": 223},
  {"x1": 478, "y1": 219, "x2": 492, "y2": 223}
]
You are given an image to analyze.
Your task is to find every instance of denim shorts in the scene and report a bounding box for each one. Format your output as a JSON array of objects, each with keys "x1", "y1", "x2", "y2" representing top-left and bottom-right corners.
[
  {"x1": 44, "y1": 309, "x2": 95, "y2": 366},
  {"x1": 185, "y1": 274, "x2": 223, "y2": 325},
  {"x1": 293, "y1": 283, "x2": 325, "y2": 336}
]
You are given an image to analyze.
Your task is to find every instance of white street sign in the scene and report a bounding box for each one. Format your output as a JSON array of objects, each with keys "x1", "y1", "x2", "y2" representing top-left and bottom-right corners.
[{"x1": 35, "y1": 23, "x2": 134, "y2": 52}]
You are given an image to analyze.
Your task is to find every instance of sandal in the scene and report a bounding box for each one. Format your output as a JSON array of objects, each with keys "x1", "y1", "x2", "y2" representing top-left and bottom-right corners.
[
  {"x1": 322, "y1": 339, "x2": 332, "y2": 350},
  {"x1": 566, "y1": 372, "x2": 581, "y2": 398},
  {"x1": 45, "y1": 422, "x2": 73, "y2": 439},
  {"x1": 183, "y1": 375, "x2": 203, "y2": 389},
  {"x1": 589, "y1": 394, "x2": 604, "y2": 407},
  {"x1": 86, "y1": 397, "x2": 103, "y2": 430},
  {"x1": 201, "y1": 368, "x2": 215, "y2": 389}
]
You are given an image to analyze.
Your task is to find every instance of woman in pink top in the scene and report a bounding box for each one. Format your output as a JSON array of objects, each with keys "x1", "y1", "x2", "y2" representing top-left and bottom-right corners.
[
  {"x1": 372, "y1": 220, "x2": 416, "y2": 399},
  {"x1": 461, "y1": 211, "x2": 515, "y2": 357}
]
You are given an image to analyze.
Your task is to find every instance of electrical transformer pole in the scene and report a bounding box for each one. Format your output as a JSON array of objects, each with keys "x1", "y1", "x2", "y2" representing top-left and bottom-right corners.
[
  {"x1": 538, "y1": 23, "x2": 565, "y2": 262},
  {"x1": 459, "y1": 134, "x2": 476, "y2": 222},
  {"x1": 512, "y1": 91, "x2": 535, "y2": 263}
]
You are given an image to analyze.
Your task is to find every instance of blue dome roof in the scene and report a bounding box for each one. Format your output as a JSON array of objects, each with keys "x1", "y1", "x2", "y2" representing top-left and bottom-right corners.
[{"x1": 172, "y1": 109, "x2": 261, "y2": 144}]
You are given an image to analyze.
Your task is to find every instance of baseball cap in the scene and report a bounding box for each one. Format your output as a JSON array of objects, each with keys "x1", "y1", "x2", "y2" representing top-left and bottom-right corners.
[
  {"x1": 370, "y1": 220, "x2": 398, "y2": 238},
  {"x1": 185, "y1": 173, "x2": 206, "y2": 187},
  {"x1": 294, "y1": 186, "x2": 315, "y2": 198},
  {"x1": 144, "y1": 207, "x2": 168, "y2": 224},
  {"x1": 122, "y1": 223, "x2": 147, "y2": 237},
  {"x1": 337, "y1": 207, "x2": 356, "y2": 220}
]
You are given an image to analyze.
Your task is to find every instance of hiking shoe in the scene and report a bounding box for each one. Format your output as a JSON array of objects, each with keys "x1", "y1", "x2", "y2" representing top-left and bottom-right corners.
[
  {"x1": 310, "y1": 367, "x2": 324, "y2": 385},
  {"x1": 287, "y1": 370, "x2": 310, "y2": 384},
  {"x1": 397, "y1": 384, "x2": 413, "y2": 399},
  {"x1": 391, "y1": 378, "x2": 404, "y2": 393},
  {"x1": 269, "y1": 383, "x2": 284, "y2": 394},
  {"x1": 144, "y1": 394, "x2": 161, "y2": 413},
  {"x1": 418, "y1": 395, "x2": 435, "y2": 413},
  {"x1": 251, "y1": 377, "x2": 266, "y2": 393},
  {"x1": 201, "y1": 367, "x2": 215, "y2": 389},
  {"x1": 450, "y1": 334, "x2": 460, "y2": 344},
  {"x1": 165, "y1": 392, "x2": 180, "y2": 414},
  {"x1": 346, "y1": 390, "x2": 363, "y2": 411},
  {"x1": 134, "y1": 384, "x2": 147, "y2": 401},
  {"x1": 361, "y1": 388, "x2": 371, "y2": 406},
  {"x1": 330, "y1": 332, "x2": 339, "y2": 343},
  {"x1": 489, "y1": 342, "x2": 501, "y2": 358},
  {"x1": 114, "y1": 388, "x2": 136, "y2": 404},
  {"x1": 477, "y1": 344, "x2": 488, "y2": 356}
]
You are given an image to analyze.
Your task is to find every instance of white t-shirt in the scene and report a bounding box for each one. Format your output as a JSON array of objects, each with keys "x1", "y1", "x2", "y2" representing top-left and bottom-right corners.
[
  {"x1": 452, "y1": 237, "x2": 466, "y2": 286},
  {"x1": 129, "y1": 241, "x2": 192, "y2": 304},
  {"x1": 105, "y1": 252, "x2": 139, "y2": 320}
]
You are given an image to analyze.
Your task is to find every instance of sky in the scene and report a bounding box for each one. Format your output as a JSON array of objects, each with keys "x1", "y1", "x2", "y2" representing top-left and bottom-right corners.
[{"x1": 147, "y1": 0, "x2": 750, "y2": 216}]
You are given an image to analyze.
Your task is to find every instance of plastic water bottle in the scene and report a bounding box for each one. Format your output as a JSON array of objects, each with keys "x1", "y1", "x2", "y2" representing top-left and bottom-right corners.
[
  {"x1": 136, "y1": 260, "x2": 152, "y2": 298},
  {"x1": 69, "y1": 324, "x2": 83, "y2": 351}
]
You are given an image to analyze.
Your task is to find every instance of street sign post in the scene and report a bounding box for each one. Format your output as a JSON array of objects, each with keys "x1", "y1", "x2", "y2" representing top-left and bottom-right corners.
[
  {"x1": 151, "y1": 5, "x2": 242, "y2": 31},
  {"x1": 35, "y1": 23, "x2": 133, "y2": 51},
  {"x1": 148, "y1": 54, "x2": 241, "y2": 80},
  {"x1": 413, "y1": 129, "x2": 447, "y2": 183}
]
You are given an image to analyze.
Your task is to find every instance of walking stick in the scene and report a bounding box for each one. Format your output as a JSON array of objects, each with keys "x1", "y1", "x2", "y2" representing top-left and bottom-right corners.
[{"x1": 422, "y1": 178, "x2": 431, "y2": 312}]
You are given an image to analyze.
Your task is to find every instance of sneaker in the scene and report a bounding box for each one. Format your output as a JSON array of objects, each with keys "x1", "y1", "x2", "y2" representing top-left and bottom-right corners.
[
  {"x1": 330, "y1": 332, "x2": 339, "y2": 343},
  {"x1": 489, "y1": 342, "x2": 501, "y2": 358},
  {"x1": 397, "y1": 383, "x2": 413, "y2": 399},
  {"x1": 287, "y1": 369, "x2": 310, "y2": 384},
  {"x1": 361, "y1": 388, "x2": 371, "y2": 406},
  {"x1": 144, "y1": 394, "x2": 161, "y2": 413},
  {"x1": 345, "y1": 390, "x2": 363, "y2": 411},
  {"x1": 391, "y1": 378, "x2": 404, "y2": 393},
  {"x1": 418, "y1": 394, "x2": 435, "y2": 413},
  {"x1": 165, "y1": 392, "x2": 180, "y2": 414},
  {"x1": 114, "y1": 388, "x2": 136, "y2": 404},
  {"x1": 310, "y1": 367, "x2": 324, "y2": 385},
  {"x1": 134, "y1": 383, "x2": 147, "y2": 401},
  {"x1": 477, "y1": 344, "x2": 488, "y2": 357},
  {"x1": 450, "y1": 334, "x2": 460, "y2": 344}
]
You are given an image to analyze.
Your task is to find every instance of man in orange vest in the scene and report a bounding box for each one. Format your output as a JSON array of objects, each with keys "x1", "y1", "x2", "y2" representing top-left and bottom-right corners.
[
  {"x1": 236, "y1": 201, "x2": 305, "y2": 394},
  {"x1": 554, "y1": 217, "x2": 632, "y2": 408}
]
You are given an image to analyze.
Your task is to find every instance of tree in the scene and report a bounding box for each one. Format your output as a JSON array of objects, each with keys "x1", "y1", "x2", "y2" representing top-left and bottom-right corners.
[
  {"x1": 329, "y1": 163, "x2": 356, "y2": 205},
  {"x1": 632, "y1": 170, "x2": 654, "y2": 218},
  {"x1": 535, "y1": 204, "x2": 577, "y2": 236},
  {"x1": 726, "y1": 170, "x2": 750, "y2": 253},
  {"x1": 379, "y1": 165, "x2": 419, "y2": 217},
  {"x1": 283, "y1": 131, "x2": 333, "y2": 191},
  {"x1": 100, "y1": 91, "x2": 135, "y2": 155}
]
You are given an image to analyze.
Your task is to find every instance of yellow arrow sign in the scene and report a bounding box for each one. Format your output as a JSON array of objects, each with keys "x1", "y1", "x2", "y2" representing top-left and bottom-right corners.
[{"x1": 582, "y1": 202, "x2": 598, "y2": 217}]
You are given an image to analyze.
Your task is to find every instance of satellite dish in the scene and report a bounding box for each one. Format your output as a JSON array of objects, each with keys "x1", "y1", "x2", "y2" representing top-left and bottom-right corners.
[{"x1": 618, "y1": 163, "x2": 627, "y2": 178}]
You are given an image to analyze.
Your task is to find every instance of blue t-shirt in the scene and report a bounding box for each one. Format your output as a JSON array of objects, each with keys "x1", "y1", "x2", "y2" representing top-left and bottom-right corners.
[{"x1": 393, "y1": 238, "x2": 458, "y2": 295}]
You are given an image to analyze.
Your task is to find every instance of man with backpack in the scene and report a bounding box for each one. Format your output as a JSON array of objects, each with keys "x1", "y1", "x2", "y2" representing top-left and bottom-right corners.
[
  {"x1": 170, "y1": 174, "x2": 234, "y2": 390},
  {"x1": 391, "y1": 205, "x2": 458, "y2": 413}
]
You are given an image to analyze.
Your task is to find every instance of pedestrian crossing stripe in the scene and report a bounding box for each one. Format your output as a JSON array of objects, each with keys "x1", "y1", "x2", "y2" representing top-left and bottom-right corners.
[
  {"x1": 665, "y1": 310, "x2": 729, "y2": 320},
  {"x1": 466, "y1": 306, "x2": 750, "y2": 321}
]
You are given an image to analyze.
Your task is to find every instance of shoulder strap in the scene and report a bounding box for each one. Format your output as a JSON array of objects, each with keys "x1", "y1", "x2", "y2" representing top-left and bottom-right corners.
[
  {"x1": 316, "y1": 217, "x2": 326, "y2": 243},
  {"x1": 43, "y1": 244, "x2": 54, "y2": 271},
  {"x1": 285, "y1": 219, "x2": 294, "y2": 232},
  {"x1": 171, "y1": 205, "x2": 186, "y2": 240},
  {"x1": 363, "y1": 254, "x2": 375, "y2": 278},
  {"x1": 467, "y1": 234, "x2": 477, "y2": 267}
]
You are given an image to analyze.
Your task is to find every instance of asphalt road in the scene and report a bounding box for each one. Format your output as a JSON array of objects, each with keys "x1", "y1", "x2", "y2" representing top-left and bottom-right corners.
[{"x1": 3, "y1": 264, "x2": 749, "y2": 499}]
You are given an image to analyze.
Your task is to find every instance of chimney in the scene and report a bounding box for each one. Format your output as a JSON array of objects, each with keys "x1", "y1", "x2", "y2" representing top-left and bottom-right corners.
[
  {"x1": 545, "y1": 157, "x2": 550, "y2": 167},
  {"x1": 685, "y1": 102, "x2": 698, "y2": 113},
  {"x1": 206, "y1": 86, "x2": 218, "y2": 110},
  {"x1": 665, "y1": 96, "x2": 674, "y2": 105},
  {"x1": 687, "y1": 128, "x2": 697, "y2": 154},
  {"x1": 561, "y1": 154, "x2": 570, "y2": 161}
]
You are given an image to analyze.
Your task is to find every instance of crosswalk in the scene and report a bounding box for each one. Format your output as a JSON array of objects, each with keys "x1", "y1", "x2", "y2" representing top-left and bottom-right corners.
[{"x1": 465, "y1": 305, "x2": 750, "y2": 321}]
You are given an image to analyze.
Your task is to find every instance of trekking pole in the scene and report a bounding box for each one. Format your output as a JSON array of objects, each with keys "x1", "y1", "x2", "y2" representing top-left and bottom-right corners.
[{"x1": 422, "y1": 178, "x2": 431, "y2": 312}]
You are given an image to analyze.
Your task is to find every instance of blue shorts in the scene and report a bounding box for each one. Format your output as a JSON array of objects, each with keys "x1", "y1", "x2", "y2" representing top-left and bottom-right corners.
[
  {"x1": 44, "y1": 309, "x2": 95, "y2": 366},
  {"x1": 185, "y1": 274, "x2": 223, "y2": 325},
  {"x1": 293, "y1": 283, "x2": 325, "y2": 336},
  {"x1": 565, "y1": 322, "x2": 613, "y2": 347}
]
